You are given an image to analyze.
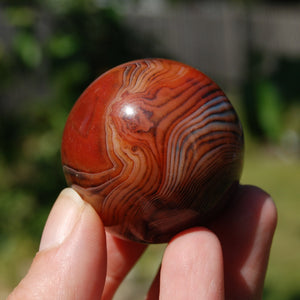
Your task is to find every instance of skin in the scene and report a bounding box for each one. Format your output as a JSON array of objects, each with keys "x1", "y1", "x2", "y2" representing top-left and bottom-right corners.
[{"x1": 8, "y1": 185, "x2": 277, "y2": 300}]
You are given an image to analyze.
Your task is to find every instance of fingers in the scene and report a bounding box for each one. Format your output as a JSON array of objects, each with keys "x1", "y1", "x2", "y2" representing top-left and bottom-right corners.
[
  {"x1": 157, "y1": 228, "x2": 225, "y2": 300},
  {"x1": 101, "y1": 233, "x2": 147, "y2": 300},
  {"x1": 210, "y1": 184, "x2": 277, "y2": 299},
  {"x1": 147, "y1": 184, "x2": 277, "y2": 300},
  {"x1": 8, "y1": 188, "x2": 107, "y2": 300},
  {"x1": 8, "y1": 184, "x2": 276, "y2": 300}
]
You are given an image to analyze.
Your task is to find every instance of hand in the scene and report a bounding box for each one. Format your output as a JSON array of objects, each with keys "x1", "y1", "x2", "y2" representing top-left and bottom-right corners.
[{"x1": 8, "y1": 185, "x2": 277, "y2": 300}]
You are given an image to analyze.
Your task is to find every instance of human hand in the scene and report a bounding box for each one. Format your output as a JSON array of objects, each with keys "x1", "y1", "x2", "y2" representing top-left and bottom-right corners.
[{"x1": 8, "y1": 185, "x2": 277, "y2": 300}]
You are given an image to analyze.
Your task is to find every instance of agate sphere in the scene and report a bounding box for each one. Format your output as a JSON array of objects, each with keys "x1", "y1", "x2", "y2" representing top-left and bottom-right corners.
[{"x1": 61, "y1": 58, "x2": 244, "y2": 243}]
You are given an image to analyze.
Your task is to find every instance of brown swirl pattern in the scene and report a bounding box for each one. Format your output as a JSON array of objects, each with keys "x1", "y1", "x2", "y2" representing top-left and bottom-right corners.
[{"x1": 61, "y1": 58, "x2": 244, "y2": 243}]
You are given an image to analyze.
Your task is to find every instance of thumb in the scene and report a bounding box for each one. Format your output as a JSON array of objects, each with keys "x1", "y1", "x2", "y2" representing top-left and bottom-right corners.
[{"x1": 8, "y1": 188, "x2": 107, "y2": 300}]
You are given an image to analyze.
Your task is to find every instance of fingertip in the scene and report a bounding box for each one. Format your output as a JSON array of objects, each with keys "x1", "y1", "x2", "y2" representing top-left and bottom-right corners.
[
  {"x1": 166, "y1": 227, "x2": 223, "y2": 277},
  {"x1": 261, "y1": 196, "x2": 278, "y2": 234},
  {"x1": 160, "y1": 227, "x2": 224, "y2": 300},
  {"x1": 39, "y1": 188, "x2": 86, "y2": 251},
  {"x1": 166, "y1": 227, "x2": 223, "y2": 265},
  {"x1": 235, "y1": 184, "x2": 278, "y2": 237},
  {"x1": 236, "y1": 184, "x2": 272, "y2": 204},
  {"x1": 60, "y1": 187, "x2": 85, "y2": 203},
  {"x1": 211, "y1": 184, "x2": 278, "y2": 299}
]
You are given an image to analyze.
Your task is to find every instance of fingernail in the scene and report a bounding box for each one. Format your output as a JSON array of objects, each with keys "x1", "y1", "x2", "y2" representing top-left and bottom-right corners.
[{"x1": 39, "y1": 188, "x2": 85, "y2": 251}]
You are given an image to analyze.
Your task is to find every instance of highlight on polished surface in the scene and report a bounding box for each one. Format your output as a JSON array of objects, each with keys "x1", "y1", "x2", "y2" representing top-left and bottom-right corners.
[{"x1": 61, "y1": 58, "x2": 244, "y2": 243}]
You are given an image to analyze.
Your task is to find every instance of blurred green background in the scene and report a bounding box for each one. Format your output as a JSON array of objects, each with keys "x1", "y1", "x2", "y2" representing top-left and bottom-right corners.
[{"x1": 0, "y1": 0, "x2": 299, "y2": 299}]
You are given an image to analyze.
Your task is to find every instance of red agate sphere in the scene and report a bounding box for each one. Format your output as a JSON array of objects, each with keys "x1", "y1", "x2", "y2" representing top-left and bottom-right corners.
[{"x1": 61, "y1": 58, "x2": 244, "y2": 243}]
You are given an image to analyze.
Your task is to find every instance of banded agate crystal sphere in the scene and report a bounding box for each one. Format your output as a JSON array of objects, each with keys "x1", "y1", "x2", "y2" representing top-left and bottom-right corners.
[{"x1": 61, "y1": 58, "x2": 244, "y2": 243}]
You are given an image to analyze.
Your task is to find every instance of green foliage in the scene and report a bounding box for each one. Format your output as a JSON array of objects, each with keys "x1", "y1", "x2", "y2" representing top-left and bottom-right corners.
[
  {"x1": 242, "y1": 50, "x2": 300, "y2": 143},
  {"x1": 253, "y1": 79, "x2": 283, "y2": 142}
]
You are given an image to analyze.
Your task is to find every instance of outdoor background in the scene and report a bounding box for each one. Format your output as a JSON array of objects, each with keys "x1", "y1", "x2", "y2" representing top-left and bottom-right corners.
[{"x1": 0, "y1": 0, "x2": 299, "y2": 299}]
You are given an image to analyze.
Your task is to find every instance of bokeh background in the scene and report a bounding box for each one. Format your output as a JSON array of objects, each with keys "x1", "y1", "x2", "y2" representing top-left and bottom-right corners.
[{"x1": 0, "y1": 0, "x2": 299, "y2": 299}]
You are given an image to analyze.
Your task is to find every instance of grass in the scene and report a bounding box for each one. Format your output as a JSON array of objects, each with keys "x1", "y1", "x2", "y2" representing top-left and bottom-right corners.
[{"x1": 241, "y1": 141, "x2": 300, "y2": 300}]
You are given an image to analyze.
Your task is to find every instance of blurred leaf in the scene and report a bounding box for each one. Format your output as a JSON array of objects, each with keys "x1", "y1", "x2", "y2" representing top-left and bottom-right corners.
[
  {"x1": 48, "y1": 34, "x2": 79, "y2": 58},
  {"x1": 0, "y1": 190, "x2": 35, "y2": 234},
  {"x1": 4, "y1": 6, "x2": 36, "y2": 27},
  {"x1": 44, "y1": 0, "x2": 97, "y2": 14},
  {"x1": 257, "y1": 81, "x2": 283, "y2": 142},
  {"x1": 13, "y1": 32, "x2": 42, "y2": 68},
  {"x1": 0, "y1": 41, "x2": 5, "y2": 60}
]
